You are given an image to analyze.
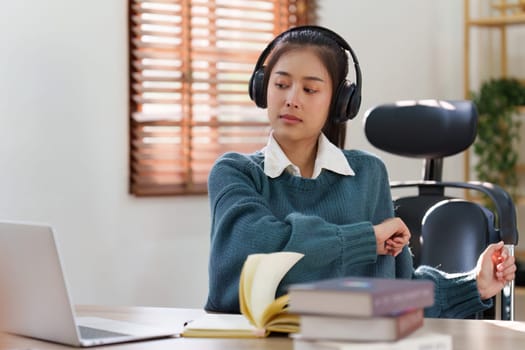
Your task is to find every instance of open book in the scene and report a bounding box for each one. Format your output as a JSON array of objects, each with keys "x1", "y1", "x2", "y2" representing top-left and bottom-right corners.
[{"x1": 182, "y1": 251, "x2": 304, "y2": 338}]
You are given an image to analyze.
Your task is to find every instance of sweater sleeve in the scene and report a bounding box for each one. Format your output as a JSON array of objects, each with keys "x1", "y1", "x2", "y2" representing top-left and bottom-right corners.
[
  {"x1": 413, "y1": 265, "x2": 492, "y2": 318},
  {"x1": 391, "y1": 210, "x2": 492, "y2": 318},
  {"x1": 392, "y1": 241, "x2": 492, "y2": 318},
  {"x1": 205, "y1": 153, "x2": 378, "y2": 313}
]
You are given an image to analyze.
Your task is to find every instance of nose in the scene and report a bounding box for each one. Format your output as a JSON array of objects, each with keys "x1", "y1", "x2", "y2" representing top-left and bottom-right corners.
[
  {"x1": 286, "y1": 101, "x2": 299, "y2": 109},
  {"x1": 285, "y1": 88, "x2": 300, "y2": 109}
]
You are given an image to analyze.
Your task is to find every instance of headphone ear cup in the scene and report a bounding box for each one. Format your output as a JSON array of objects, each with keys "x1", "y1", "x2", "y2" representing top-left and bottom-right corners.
[
  {"x1": 249, "y1": 67, "x2": 267, "y2": 108},
  {"x1": 347, "y1": 83, "x2": 361, "y2": 121},
  {"x1": 331, "y1": 80, "x2": 357, "y2": 123}
]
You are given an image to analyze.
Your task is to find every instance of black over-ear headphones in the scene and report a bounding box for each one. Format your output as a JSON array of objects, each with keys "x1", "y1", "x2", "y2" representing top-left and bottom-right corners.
[{"x1": 248, "y1": 25, "x2": 362, "y2": 123}]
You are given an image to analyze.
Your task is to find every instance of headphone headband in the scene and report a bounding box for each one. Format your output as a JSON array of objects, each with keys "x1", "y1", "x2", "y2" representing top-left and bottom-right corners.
[{"x1": 249, "y1": 25, "x2": 362, "y2": 122}]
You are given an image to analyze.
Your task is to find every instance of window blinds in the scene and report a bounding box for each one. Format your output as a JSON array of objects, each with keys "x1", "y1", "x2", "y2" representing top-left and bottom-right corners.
[{"x1": 129, "y1": 0, "x2": 315, "y2": 195}]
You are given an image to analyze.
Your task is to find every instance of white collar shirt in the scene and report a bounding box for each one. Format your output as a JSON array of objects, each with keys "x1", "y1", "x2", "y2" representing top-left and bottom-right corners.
[{"x1": 262, "y1": 132, "x2": 355, "y2": 179}]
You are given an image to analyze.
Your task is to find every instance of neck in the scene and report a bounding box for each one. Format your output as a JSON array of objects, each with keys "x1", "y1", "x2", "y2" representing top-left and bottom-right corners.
[{"x1": 277, "y1": 137, "x2": 318, "y2": 178}]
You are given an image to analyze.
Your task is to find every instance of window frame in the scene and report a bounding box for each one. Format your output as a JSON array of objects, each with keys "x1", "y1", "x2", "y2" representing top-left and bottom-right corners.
[{"x1": 128, "y1": 0, "x2": 317, "y2": 196}]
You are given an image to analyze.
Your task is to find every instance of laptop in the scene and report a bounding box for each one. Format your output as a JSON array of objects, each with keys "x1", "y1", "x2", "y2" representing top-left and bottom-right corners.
[{"x1": 0, "y1": 221, "x2": 178, "y2": 347}]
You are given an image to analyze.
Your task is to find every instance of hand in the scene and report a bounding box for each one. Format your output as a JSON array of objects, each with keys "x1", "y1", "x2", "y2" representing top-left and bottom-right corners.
[
  {"x1": 476, "y1": 241, "x2": 516, "y2": 300},
  {"x1": 373, "y1": 218, "x2": 411, "y2": 257}
]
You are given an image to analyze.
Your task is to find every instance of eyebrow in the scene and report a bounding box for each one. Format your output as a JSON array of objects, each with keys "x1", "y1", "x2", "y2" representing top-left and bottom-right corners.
[{"x1": 274, "y1": 71, "x2": 326, "y2": 83}]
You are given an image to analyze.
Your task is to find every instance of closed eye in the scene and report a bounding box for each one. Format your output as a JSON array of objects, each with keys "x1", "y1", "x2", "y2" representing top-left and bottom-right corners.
[{"x1": 275, "y1": 82, "x2": 289, "y2": 89}]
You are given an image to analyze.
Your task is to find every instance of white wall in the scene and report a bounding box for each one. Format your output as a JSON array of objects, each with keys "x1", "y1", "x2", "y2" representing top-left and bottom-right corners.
[
  {"x1": 0, "y1": 0, "x2": 491, "y2": 308},
  {"x1": 319, "y1": 0, "x2": 466, "y2": 182},
  {"x1": 2, "y1": 0, "x2": 210, "y2": 308}
]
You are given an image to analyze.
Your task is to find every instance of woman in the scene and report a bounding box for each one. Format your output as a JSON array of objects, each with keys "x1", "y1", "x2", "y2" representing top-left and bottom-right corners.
[{"x1": 205, "y1": 26, "x2": 516, "y2": 318}]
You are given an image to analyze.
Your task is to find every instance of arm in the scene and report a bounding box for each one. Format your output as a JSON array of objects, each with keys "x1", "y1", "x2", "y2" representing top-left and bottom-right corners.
[
  {"x1": 397, "y1": 235, "x2": 515, "y2": 318},
  {"x1": 391, "y1": 216, "x2": 490, "y2": 318},
  {"x1": 394, "y1": 234, "x2": 495, "y2": 318}
]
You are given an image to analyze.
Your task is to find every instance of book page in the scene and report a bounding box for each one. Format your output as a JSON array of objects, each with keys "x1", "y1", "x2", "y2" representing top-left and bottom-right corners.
[
  {"x1": 182, "y1": 313, "x2": 265, "y2": 338},
  {"x1": 239, "y1": 254, "x2": 264, "y2": 325},
  {"x1": 263, "y1": 294, "x2": 300, "y2": 333},
  {"x1": 247, "y1": 252, "x2": 304, "y2": 328}
]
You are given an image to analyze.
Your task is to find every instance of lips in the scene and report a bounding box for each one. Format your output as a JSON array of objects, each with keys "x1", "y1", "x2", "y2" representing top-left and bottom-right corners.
[{"x1": 280, "y1": 114, "x2": 303, "y2": 122}]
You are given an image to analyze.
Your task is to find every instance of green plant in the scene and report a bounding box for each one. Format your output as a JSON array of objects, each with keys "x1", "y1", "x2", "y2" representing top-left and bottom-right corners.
[{"x1": 470, "y1": 78, "x2": 525, "y2": 199}]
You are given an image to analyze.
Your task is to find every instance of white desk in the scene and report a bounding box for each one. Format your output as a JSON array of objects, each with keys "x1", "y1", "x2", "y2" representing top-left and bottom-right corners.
[{"x1": 1, "y1": 305, "x2": 525, "y2": 350}]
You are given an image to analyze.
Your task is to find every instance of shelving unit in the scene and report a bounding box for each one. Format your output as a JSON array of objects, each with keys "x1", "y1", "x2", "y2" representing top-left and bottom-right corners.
[{"x1": 463, "y1": 0, "x2": 525, "y2": 205}]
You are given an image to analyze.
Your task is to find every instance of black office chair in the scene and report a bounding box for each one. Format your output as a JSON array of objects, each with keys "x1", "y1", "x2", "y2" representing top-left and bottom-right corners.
[{"x1": 364, "y1": 99, "x2": 519, "y2": 320}]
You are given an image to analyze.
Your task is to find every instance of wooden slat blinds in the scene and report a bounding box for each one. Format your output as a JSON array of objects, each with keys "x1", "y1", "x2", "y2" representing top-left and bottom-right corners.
[{"x1": 129, "y1": 0, "x2": 317, "y2": 196}]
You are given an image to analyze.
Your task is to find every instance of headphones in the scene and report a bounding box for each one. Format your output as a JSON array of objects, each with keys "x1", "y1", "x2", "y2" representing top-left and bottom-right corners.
[{"x1": 248, "y1": 25, "x2": 362, "y2": 123}]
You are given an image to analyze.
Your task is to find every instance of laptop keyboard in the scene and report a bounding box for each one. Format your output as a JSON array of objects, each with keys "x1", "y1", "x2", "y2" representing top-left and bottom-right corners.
[{"x1": 79, "y1": 325, "x2": 129, "y2": 339}]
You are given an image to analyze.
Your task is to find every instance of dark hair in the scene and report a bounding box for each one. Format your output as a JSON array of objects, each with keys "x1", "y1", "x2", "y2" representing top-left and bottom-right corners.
[{"x1": 262, "y1": 28, "x2": 350, "y2": 148}]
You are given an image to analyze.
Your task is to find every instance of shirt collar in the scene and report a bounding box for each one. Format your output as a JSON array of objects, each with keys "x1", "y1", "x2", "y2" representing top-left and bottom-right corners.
[{"x1": 262, "y1": 132, "x2": 355, "y2": 179}]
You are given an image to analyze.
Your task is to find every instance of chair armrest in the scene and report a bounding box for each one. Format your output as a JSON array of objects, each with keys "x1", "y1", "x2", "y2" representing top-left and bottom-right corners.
[{"x1": 390, "y1": 180, "x2": 519, "y2": 245}]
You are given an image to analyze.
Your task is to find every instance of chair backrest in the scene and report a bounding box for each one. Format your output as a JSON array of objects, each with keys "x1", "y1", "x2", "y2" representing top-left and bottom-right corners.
[
  {"x1": 421, "y1": 199, "x2": 492, "y2": 272},
  {"x1": 394, "y1": 195, "x2": 450, "y2": 267},
  {"x1": 364, "y1": 99, "x2": 519, "y2": 320},
  {"x1": 363, "y1": 99, "x2": 477, "y2": 181}
]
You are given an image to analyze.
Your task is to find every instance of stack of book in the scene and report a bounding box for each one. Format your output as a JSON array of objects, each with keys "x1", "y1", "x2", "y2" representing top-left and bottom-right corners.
[
  {"x1": 181, "y1": 252, "x2": 452, "y2": 349},
  {"x1": 287, "y1": 277, "x2": 452, "y2": 350}
]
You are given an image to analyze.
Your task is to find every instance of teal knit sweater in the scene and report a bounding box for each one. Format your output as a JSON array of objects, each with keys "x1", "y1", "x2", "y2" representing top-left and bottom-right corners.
[{"x1": 205, "y1": 149, "x2": 491, "y2": 318}]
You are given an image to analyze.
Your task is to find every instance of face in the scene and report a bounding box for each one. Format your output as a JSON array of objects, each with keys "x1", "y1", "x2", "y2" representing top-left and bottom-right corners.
[{"x1": 266, "y1": 48, "x2": 333, "y2": 146}]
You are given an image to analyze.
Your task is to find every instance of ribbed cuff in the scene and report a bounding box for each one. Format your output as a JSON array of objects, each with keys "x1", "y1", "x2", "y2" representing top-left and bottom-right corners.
[
  {"x1": 440, "y1": 272, "x2": 492, "y2": 317},
  {"x1": 337, "y1": 222, "x2": 377, "y2": 268},
  {"x1": 416, "y1": 265, "x2": 492, "y2": 318}
]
